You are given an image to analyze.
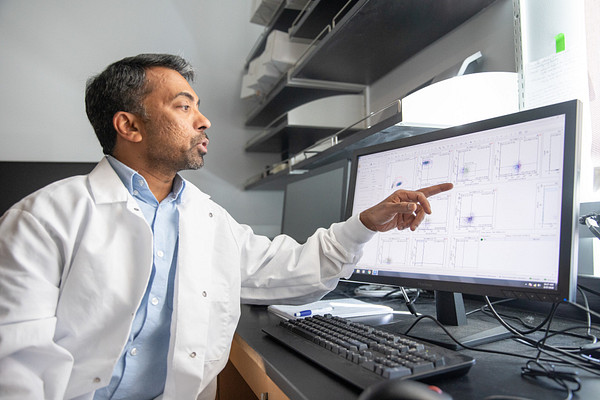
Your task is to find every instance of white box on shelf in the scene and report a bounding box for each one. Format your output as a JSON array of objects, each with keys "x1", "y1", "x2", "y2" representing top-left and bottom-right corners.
[
  {"x1": 262, "y1": 30, "x2": 310, "y2": 73},
  {"x1": 250, "y1": 0, "x2": 283, "y2": 26},
  {"x1": 287, "y1": 94, "x2": 366, "y2": 129}
]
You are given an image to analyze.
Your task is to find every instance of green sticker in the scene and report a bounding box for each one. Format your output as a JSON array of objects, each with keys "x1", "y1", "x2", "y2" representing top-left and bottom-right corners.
[{"x1": 555, "y1": 33, "x2": 565, "y2": 53}]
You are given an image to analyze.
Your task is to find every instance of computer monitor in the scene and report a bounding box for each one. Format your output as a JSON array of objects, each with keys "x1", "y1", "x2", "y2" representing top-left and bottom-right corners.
[
  {"x1": 345, "y1": 100, "x2": 582, "y2": 337},
  {"x1": 282, "y1": 159, "x2": 349, "y2": 243},
  {"x1": 0, "y1": 161, "x2": 97, "y2": 216}
]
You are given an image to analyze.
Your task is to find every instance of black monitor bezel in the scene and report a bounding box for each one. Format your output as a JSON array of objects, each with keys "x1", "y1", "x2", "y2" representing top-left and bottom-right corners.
[{"x1": 345, "y1": 100, "x2": 582, "y2": 302}]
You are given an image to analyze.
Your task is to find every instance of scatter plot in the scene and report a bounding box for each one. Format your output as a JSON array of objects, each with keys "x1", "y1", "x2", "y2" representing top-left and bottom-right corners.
[
  {"x1": 457, "y1": 190, "x2": 495, "y2": 229},
  {"x1": 498, "y1": 137, "x2": 539, "y2": 177},
  {"x1": 419, "y1": 153, "x2": 451, "y2": 185},
  {"x1": 385, "y1": 158, "x2": 416, "y2": 194},
  {"x1": 378, "y1": 238, "x2": 410, "y2": 266},
  {"x1": 456, "y1": 145, "x2": 492, "y2": 183}
]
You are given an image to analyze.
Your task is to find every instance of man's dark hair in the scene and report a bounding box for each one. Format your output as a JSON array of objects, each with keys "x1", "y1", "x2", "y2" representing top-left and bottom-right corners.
[{"x1": 85, "y1": 54, "x2": 195, "y2": 155}]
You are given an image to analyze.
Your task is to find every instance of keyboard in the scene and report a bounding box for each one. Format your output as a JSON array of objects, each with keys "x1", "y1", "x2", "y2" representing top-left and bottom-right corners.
[{"x1": 262, "y1": 314, "x2": 475, "y2": 390}]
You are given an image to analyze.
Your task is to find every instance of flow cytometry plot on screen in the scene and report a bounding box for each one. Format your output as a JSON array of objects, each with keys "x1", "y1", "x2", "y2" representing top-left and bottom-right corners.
[
  {"x1": 385, "y1": 158, "x2": 416, "y2": 192},
  {"x1": 456, "y1": 190, "x2": 495, "y2": 229},
  {"x1": 455, "y1": 145, "x2": 492, "y2": 183},
  {"x1": 536, "y1": 184, "x2": 560, "y2": 228},
  {"x1": 420, "y1": 194, "x2": 450, "y2": 231},
  {"x1": 452, "y1": 238, "x2": 481, "y2": 270},
  {"x1": 377, "y1": 237, "x2": 410, "y2": 266},
  {"x1": 542, "y1": 133, "x2": 564, "y2": 174},
  {"x1": 418, "y1": 152, "x2": 451, "y2": 186},
  {"x1": 413, "y1": 238, "x2": 447, "y2": 267},
  {"x1": 498, "y1": 136, "x2": 540, "y2": 178}
]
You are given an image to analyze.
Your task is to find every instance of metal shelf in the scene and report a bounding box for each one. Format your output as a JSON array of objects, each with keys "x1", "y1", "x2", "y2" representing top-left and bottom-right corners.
[
  {"x1": 245, "y1": 0, "x2": 496, "y2": 127},
  {"x1": 245, "y1": 102, "x2": 439, "y2": 190},
  {"x1": 291, "y1": 0, "x2": 497, "y2": 85},
  {"x1": 288, "y1": 0, "x2": 359, "y2": 40},
  {"x1": 244, "y1": 73, "x2": 365, "y2": 127},
  {"x1": 245, "y1": 115, "x2": 359, "y2": 158}
]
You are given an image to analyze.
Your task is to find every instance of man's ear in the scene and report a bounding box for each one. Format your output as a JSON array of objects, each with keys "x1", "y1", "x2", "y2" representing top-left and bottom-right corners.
[{"x1": 113, "y1": 111, "x2": 143, "y2": 143}]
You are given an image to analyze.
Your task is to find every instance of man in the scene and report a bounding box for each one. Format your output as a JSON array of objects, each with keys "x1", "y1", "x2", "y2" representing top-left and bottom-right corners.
[{"x1": 0, "y1": 54, "x2": 452, "y2": 400}]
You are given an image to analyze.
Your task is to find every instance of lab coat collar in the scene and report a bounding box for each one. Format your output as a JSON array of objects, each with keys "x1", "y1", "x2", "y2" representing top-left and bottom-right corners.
[{"x1": 88, "y1": 157, "x2": 211, "y2": 205}]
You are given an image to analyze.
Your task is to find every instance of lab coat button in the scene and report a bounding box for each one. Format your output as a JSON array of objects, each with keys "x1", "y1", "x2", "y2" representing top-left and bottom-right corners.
[
  {"x1": 208, "y1": 212, "x2": 213, "y2": 217},
  {"x1": 190, "y1": 352, "x2": 197, "y2": 358},
  {"x1": 202, "y1": 291, "x2": 207, "y2": 297},
  {"x1": 93, "y1": 377, "x2": 101, "y2": 383}
]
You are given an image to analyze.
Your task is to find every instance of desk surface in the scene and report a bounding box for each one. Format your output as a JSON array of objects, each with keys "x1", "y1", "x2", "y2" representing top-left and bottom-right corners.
[{"x1": 235, "y1": 287, "x2": 599, "y2": 400}]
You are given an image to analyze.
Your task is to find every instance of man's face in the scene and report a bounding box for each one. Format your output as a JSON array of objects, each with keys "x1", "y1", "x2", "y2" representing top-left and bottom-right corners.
[{"x1": 138, "y1": 67, "x2": 210, "y2": 174}]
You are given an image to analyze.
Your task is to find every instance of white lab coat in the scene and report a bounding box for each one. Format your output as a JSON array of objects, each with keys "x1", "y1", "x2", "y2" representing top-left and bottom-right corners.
[{"x1": 0, "y1": 157, "x2": 375, "y2": 399}]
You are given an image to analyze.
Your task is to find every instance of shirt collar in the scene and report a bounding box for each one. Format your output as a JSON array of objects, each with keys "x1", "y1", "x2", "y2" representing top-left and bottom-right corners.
[{"x1": 106, "y1": 155, "x2": 186, "y2": 204}]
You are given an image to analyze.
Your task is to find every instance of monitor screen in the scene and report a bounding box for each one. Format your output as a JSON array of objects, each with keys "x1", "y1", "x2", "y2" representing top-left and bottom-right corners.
[
  {"x1": 346, "y1": 100, "x2": 581, "y2": 303},
  {"x1": 282, "y1": 159, "x2": 349, "y2": 243}
]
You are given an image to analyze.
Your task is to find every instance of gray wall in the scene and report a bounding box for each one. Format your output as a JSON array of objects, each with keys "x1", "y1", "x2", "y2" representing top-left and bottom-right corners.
[{"x1": 0, "y1": 0, "x2": 283, "y2": 236}]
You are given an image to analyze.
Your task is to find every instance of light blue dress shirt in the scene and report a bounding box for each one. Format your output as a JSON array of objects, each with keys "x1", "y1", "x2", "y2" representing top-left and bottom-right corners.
[{"x1": 94, "y1": 156, "x2": 185, "y2": 400}]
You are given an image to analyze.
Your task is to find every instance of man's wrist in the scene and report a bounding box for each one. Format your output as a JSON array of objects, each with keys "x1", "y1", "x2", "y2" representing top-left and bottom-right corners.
[{"x1": 359, "y1": 211, "x2": 377, "y2": 232}]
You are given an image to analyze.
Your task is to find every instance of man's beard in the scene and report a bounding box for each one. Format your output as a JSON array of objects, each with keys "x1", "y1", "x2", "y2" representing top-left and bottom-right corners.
[
  {"x1": 184, "y1": 133, "x2": 208, "y2": 170},
  {"x1": 184, "y1": 150, "x2": 206, "y2": 170}
]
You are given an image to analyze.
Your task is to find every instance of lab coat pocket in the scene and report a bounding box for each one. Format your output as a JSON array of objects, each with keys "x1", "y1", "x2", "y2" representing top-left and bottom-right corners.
[{"x1": 204, "y1": 286, "x2": 239, "y2": 362}]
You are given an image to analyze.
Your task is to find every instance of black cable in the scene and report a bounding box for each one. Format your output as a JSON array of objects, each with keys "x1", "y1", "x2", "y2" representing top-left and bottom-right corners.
[
  {"x1": 537, "y1": 325, "x2": 600, "y2": 351},
  {"x1": 465, "y1": 298, "x2": 514, "y2": 317},
  {"x1": 533, "y1": 301, "x2": 559, "y2": 362},
  {"x1": 521, "y1": 360, "x2": 581, "y2": 400},
  {"x1": 398, "y1": 313, "x2": 576, "y2": 365},
  {"x1": 399, "y1": 287, "x2": 418, "y2": 316},
  {"x1": 484, "y1": 296, "x2": 559, "y2": 336},
  {"x1": 484, "y1": 298, "x2": 600, "y2": 377},
  {"x1": 475, "y1": 301, "x2": 561, "y2": 332}
]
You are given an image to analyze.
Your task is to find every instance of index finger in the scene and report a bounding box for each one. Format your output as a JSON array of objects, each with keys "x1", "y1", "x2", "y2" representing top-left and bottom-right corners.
[{"x1": 418, "y1": 182, "x2": 454, "y2": 198}]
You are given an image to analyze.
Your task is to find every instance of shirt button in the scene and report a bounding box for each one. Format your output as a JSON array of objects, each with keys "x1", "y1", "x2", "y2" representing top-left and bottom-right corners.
[
  {"x1": 202, "y1": 291, "x2": 207, "y2": 297},
  {"x1": 130, "y1": 348, "x2": 138, "y2": 356},
  {"x1": 190, "y1": 352, "x2": 197, "y2": 358},
  {"x1": 138, "y1": 179, "x2": 145, "y2": 186},
  {"x1": 157, "y1": 250, "x2": 164, "y2": 258},
  {"x1": 151, "y1": 297, "x2": 159, "y2": 306},
  {"x1": 133, "y1": 190, "x2": 139, "y2": 196}
]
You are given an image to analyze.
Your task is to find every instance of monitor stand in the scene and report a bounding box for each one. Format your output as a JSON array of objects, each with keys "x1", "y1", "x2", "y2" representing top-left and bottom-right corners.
[{"x1": 386, "y1": 291, "x2": 512, "y2": 350}]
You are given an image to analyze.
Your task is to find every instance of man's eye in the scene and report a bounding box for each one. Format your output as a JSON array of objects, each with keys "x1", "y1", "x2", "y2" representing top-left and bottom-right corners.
[{"x1": 180, "y1": 105, "x2": 190, "y2": 111}]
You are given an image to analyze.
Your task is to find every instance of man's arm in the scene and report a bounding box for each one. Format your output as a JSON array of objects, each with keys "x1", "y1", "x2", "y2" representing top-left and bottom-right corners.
[
  {"x1": 0, "y1": 209, "x2": 73, "y2": 399},
  {"x1": 238, "y1": 183, "x2": 453, "y2": 304}
]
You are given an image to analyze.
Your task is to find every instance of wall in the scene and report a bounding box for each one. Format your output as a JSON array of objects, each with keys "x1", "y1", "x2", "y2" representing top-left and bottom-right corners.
[{"x1": 0, "y1": 0, "x2": 284, "y2": 236}]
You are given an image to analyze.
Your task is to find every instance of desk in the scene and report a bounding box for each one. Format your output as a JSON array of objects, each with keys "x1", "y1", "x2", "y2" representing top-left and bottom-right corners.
[{"x1": 221, "y1": 291, "x2": 599, "y2": 400}]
